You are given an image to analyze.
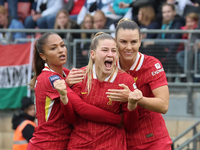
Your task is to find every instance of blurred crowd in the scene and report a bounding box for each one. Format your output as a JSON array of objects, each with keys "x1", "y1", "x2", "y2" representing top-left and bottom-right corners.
[{"x1": 1, "y1": 0, "x2": 200, "y2": 81}]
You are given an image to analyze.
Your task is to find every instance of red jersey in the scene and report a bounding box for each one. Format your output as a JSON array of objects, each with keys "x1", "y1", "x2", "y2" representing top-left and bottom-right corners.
[
  {"x1": 67, "y1": 65, "x2": 138, "y2": 150},
  {"x1": 29, "y1": 64, "x2": 75, "y2": 150},
  {"x1": 117, "y1": 52, "x2": 171, "y2": 147}
]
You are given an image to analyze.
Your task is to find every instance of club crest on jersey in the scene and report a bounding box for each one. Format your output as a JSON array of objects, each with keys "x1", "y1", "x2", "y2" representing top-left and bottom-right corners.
[
  {"x1": 155, "y1": 63, "x2": 161, "y2": 69},
  {"x1": 133, "y1": 83, "x2": 137, "y2": 89},
  {"x1": 49, "y1": 75, "x2": 61, "y2": 89},
  {"x1": 107, "y1": 98, "x2": 113, "y2": 105},
  {"x1": 133, "y1": 77, "x2": 138, "y2": 82}
]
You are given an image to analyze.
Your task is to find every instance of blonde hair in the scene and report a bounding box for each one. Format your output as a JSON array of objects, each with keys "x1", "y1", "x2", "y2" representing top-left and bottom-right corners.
[
  {"x1": 138, "y1": 6, "x2": 155, "y2": 26},
  {"x1": 54, "y1": 9, "x2": 71, "y2": 29},
  {"x1": 86, "y1": 32, "x2": 116, "y2": 93},
  {"x1": 0, "y1": 5, "x2": 7, "y2": 15},
  {"x1": 186, "y1": 12, "x2": 199, "y2": 22},
  {"x1": 81, "y1": 14, "x2": 94, "y2": 39}
]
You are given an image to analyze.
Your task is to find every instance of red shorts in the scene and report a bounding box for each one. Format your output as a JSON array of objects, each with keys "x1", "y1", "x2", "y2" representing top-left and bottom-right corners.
[
  {"x1": 27, "y1": 142, "x2": 42, "y2": 150},
  {"x1": 128, "y1": 136, "x2": 172, "y2": 150}
]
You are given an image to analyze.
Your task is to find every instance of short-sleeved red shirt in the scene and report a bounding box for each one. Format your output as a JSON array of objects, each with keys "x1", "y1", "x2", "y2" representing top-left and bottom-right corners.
[
  {"x1": 29, "y1": 64, "x2": 73, "y2": 149},
  {"x1": 117, "y1": 52, "x2": 171, "y2": 147}
]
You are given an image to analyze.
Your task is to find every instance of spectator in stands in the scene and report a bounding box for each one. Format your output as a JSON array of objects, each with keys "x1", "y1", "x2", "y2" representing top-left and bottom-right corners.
[
  {"x1": 167, "y1": 0, "x2": 195, "y2": 16},
  {"x1": 0, "y1": 0, "x2": 18, "y2": 20},
  {"x1": 12, "y1": 96, "x2": 36, "y2": 150},
  {"x1": 44, "y1": 0, "x2": 74, "y2": 29},
  {"x1": 143, "y1": 3, "x2": 184, "y2": 74},
  {"x1": 76, "y1": 0, "x2": 97, "y2": 25},
  {"x1": 89, "y1": 0, "x2": 123, "y2": 22},
  {"x1": 54, "y1": 9, "x2": 80, "y2": 40},
  {"x1": 0, "y1": 5, "x2": 26, "y2": 44},
  {"x1": 77, "y1": 14, "x2": 94, "y2": 68},
  {"x1": 24, "y1": 0, "x2": 63, "y2": 30},
  {"x1": 105, "y1": 0, "x2": 132, "y2": 22},
  {"x1": 137, "y1": 5, "x2": 160, "y2": 39},
  {"x1": 93, "y1": 10, "x2": 116, "y2": 30},
  {"x1": 111, "y1": 0, "x2": 132, "y2": 17},
  {"x1": 176, "y1": 12, "x2": 199, "y2": 73},
  {"x1": 118, "y1": 0, "x2": 165, "y2": 24},
  {"x1": 68, "y1": 0, "x2": 85, "y2": 21}
]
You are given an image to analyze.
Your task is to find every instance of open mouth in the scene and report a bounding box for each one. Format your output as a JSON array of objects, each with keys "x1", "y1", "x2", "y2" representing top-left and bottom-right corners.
[
  {"x1": 104, "y1": 60, "x2": 112, "y2": 69},
  {"x1": 59, "y1": 54, "x2": 65, "y2": 59}
]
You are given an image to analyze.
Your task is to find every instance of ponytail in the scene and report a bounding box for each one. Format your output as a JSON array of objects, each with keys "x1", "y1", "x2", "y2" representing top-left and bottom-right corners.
[{"x1": 29, "y1": 32, "x2": 56, "y2": 89}]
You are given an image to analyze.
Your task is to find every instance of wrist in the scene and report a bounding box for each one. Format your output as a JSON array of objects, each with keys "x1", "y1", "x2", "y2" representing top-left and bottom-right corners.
[
  {"x1": 127, "y1": 102, "x2": 137, "y2": 111},
  {"x1": 60, "y1": 94, "x2": 68, "y2": 105}
]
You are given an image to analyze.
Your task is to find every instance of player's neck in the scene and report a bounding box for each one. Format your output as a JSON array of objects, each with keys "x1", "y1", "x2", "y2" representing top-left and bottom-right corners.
[
  {"x1": 48, "y1": 64, "x2": 63, "y2": 77},
  {"x1": 95, "y1": 68, "x2": 115, "y2": 82},
  {"x1": 119, "y1": 59, "x2": 135, "y2": 71}
]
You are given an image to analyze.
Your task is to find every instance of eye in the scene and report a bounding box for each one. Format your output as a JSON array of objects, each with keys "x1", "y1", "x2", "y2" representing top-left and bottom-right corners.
[
  {"x1": 61, "y1": 44, "x2": 66, "y2": 47},
  {"x1": 51, "y1": 47, "x2": 56, "y2": 50},
  {"x1": 112, "y1": 49, "x2": 116, "y2": 52}
]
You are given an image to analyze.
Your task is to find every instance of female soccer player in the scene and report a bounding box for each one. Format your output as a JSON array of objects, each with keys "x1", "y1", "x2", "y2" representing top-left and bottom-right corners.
[
  {"x1": 27, "y1": 32, "x2": 140, "y2": 150},
  {"x1": 106, "y1": 19, "x2": 172, "y2": 150},
  {"x1": 67, "y1": 32, "x2": 143, "y2": 150}
]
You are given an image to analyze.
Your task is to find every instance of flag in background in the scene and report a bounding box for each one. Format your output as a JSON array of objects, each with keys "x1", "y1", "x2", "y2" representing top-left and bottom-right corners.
[{"x1": 0, "y1": 42, "x2": 34, "y2": 109}]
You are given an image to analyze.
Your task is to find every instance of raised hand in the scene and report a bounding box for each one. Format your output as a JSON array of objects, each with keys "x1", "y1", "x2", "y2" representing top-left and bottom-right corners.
[
  {"x1": 53, "y1": 79, "x2": 68, "y2": 104},
  {"x1": 119, "y1": 2, "x2": 129, "y2": 8},
  {"x1": 127, "y1": 89, "x2": 143, "y2": 111},
  {"x1": 65, "y1": 68, "x2": 86, "y2": 87},
  {"x1": 106, "y1": 84, "x2": 131, "y2": 102}
]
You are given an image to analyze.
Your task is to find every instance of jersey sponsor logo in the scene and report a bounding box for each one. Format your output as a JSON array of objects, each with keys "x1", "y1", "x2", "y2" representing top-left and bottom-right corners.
[
  {"x1": 155, "y1": 63, "x2": 161, "y2": 69},
  {"x1": 133, "y1": 83, "x2": 137, "y2": 89},
  {"x1": 49, "y1": 75, "x2": 61, "y2": 89},
  {"x1": 133, "y1": 77, "x2": 138, "y2": 82},
  {"x1": 151, "y1": 68, "x2": 164, "y2": 76}
]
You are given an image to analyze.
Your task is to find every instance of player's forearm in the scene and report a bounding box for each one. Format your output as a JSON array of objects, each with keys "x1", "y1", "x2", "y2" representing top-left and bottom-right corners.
[
  {"x1": 60, "y1": 100, "x2": 77, "y2": 124},
  {"x1": 123, "y1": 105, "x2": 139, "y2": 131},
  {"x1": 138, "y1": 97, "x2": 169, "y2": 114},
  {"x1": 127, "y1": 102, "x2": 137, "y2": 111},
  {"x1": 67, "y1": 92, "x2": 122, "y2": 124},
  {"x1": 60, "y1": 94, "x2": 68, "y2": 105}
]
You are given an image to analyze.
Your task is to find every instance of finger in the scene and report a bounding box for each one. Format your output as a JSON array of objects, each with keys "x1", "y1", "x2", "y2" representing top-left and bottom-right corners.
[
  {"x1": 118, "y1": 84, "x2": 129, "y2": 90},
  {"x1": 53, "y1": 79, "x2": 61, "y2": 86},
  {"x1": 70, "y1": 77, "x2": 84, "y2": 82},
  {"x1": 69, "y1": 68, "x2": 80, "y2": 74},
  {"x1": 133, "y1": 89, "x2": 143, "y2": 97},
  {"x1": 109, "y1": 98, "x2": 123, "y2": 102},
  {"x1": 68, "y1": 74, "x2": 85, "y2": 79},
  {"x1": 106, "y1": 90, "x2": 124, "y2": 95},
  {"x1": 107, "y1": 93, "x2": 122, "y2": 98},
  {"x1": 107, "y1": 89, "x2": 124, "y2": 92}
]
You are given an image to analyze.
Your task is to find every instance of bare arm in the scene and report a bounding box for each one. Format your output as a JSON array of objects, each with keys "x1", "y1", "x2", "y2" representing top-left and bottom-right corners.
[{"x1": 138, "y1": 85, "x2": 169, "y2": 114}]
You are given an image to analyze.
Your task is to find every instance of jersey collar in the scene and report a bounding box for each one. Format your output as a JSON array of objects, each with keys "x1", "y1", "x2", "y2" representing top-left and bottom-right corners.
[
  {"x1": 92, "y1": 63, "x2": 118, "y2": 83},
  {"x1": 43, "y1": 63, "x2": 66, "y2": 77},
  {"x1": 117, "y1": 52, "x2": 144, "y2": 71}
]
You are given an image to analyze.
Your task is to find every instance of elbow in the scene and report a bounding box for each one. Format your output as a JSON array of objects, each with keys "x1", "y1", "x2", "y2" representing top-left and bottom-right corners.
[{"x1": 161, "y1": 105, "x2": 169, "y2": 114}]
